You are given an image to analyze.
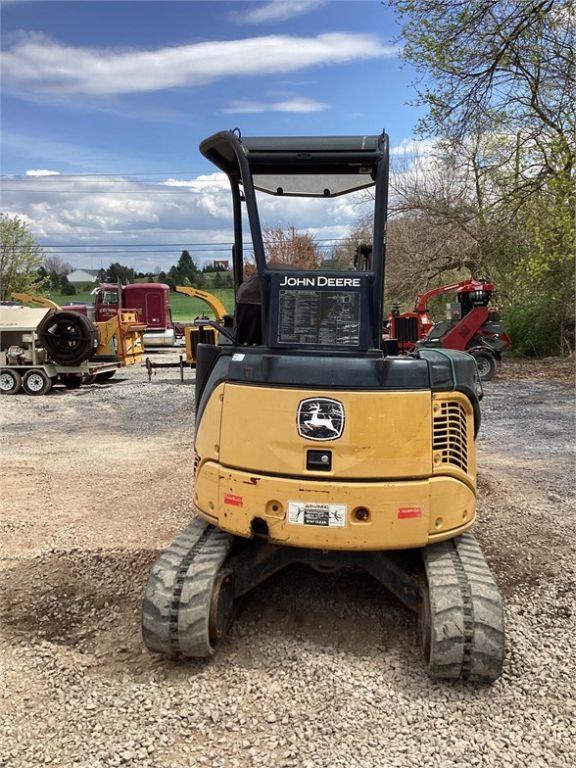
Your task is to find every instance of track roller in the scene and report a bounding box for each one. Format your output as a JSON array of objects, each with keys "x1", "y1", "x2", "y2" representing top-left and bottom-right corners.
[{"x1": 420, "y1": 532, "x2": 505, "y2": 682}]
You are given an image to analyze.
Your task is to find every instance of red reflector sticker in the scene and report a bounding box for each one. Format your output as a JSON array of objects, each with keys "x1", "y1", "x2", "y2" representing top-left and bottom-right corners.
[
  {"x1": 224, "y1": 493, "x2": 243, "y2": 508},
  {"x1": 398, "y1": 507, "x2": 422, "y2": 519}
]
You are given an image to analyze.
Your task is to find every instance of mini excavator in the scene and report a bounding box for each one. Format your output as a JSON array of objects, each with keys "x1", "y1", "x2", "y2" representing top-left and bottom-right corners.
[{"x1": 142, "y1": 131, "x2": 505, "y2": 682}]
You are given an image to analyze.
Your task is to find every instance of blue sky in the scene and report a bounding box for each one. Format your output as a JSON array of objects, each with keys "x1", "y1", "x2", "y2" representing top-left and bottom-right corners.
[{"x1": 1, "y1": 0, "x2": 427, "y2": 271}]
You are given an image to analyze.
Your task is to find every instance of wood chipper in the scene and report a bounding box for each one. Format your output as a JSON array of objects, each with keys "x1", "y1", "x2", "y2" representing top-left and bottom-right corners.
[
  {"x1": 142, "y1": 130, "x2": 505, "y2": 682},
  {"x1": 0, "y1": 294, "x2": 145, "y2": 395},
  {"x1": 388, "y1": 279, "x2": 513, "y2": 381},
  {"x1": 173, "y1": 286, "x2": 229, "y2": 364}
]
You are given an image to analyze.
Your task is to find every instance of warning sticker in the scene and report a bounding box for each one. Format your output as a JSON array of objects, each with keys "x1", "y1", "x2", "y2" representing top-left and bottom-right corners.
[
  {"x1": 288, "y1": 501, "x2": 346, "y2": 527},
  {"x1": 397, "y1": 507, "x2": 422, "y2": 520},
  {"x1": 224, "y1": 493, "x2": 243, "y2": 507}
]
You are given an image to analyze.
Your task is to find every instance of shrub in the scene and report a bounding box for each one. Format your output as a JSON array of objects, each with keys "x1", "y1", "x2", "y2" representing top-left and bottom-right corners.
[
  {"x1": 503, "y1": 299, "x2": 568, "y2": 357},
  {"x1": 61, "y1": 280, "x2": 77, "y2": 296}
]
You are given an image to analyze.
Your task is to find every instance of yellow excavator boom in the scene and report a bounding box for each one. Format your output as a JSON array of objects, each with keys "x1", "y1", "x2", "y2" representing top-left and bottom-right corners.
[
  {"x1": 11, "y1": 293, "x2": 61, "y2": 311},
  {"x1": 174, "y1": 285, "x2": 228, "y2": 323}
]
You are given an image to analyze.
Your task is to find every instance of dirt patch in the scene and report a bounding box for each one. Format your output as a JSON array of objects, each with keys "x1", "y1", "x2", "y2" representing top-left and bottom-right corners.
[
  {"x1": 1, "y1": 549, "x2": 156, "y2": 646},
  {"x1": 475, "y1": 473, "x2": 575, "y2": 598},
  {"x1": 498, "y1": 355, "x2": 575, "y2": 381}
]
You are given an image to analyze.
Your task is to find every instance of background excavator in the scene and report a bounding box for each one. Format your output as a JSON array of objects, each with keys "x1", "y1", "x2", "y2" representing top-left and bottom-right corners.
[{"x1": 388, "y1": 279, "x2": 512, "y2": 381}]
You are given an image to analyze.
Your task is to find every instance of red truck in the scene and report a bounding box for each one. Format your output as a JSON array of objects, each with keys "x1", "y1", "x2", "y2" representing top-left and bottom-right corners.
[{"x1": 65, "y1": 283, "x2": 175, "y2": 347}]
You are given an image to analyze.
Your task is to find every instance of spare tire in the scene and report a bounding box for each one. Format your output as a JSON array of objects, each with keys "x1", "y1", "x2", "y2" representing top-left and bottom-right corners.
[{"x1": 37, "y1": 310, "x2": 98, "y2": 366}]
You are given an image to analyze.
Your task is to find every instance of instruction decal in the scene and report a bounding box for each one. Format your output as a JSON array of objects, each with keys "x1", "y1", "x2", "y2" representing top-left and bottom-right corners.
[{"x1": 288, "y1": 501, "x2": 346, "y2": 527}]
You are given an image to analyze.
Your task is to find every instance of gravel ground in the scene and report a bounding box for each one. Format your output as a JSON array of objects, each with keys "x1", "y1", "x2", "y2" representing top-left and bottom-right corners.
[{"x1": 0, "y1": 354, "x2": 574, "y2": 768}]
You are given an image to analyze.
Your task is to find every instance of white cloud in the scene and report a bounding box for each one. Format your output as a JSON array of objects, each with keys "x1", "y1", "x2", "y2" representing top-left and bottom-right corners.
[
  {"x1": 234, "y1": 0, "x2": 327, "y2": 24},
  {"x1": 390, "y1": 138, "x2": 436, "y2": 157},
  {"x1": 25, "y1": 169, "x2": 61, "y2": 177},
  {"x1": 3, "y1": 32, "x2": 397, "y2": 96},
  {"x1": 223, "y1": 97, "x2": 328, "y2": 114}
]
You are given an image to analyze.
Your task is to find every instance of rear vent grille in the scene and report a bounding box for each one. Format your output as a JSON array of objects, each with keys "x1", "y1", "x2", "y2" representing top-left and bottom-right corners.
[
  {"x1": 394, "y1": 316, "x2": 420, "y2": 343},
  {"x1": 193, "y1": 451, "x2": 201, "y2": 479},
  {"x1": 433, "y1": 401, "x2": 468, "y2": 472}
]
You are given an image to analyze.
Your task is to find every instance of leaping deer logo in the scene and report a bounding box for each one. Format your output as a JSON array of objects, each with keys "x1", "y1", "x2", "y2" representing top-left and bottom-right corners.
[
  {"x1": 304, "y1": 402, "x2": 340, "y2": 435},
  {"x1": 297, "y1": 398, "x2": 345, "y2": 441}
]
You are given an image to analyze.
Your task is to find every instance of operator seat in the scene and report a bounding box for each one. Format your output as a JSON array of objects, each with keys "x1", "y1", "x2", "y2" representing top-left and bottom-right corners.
[{"x1": 233, "y1": 272, "x2": 262, "y2": 345}]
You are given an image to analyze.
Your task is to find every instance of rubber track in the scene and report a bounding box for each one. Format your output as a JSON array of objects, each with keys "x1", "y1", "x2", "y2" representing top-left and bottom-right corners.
[
  {"x1": 422, "y1": 531, "x2": 505, "y2": 682},
  {"x1": 141, "y1": 517, "x2": 233, "y2": 658}
]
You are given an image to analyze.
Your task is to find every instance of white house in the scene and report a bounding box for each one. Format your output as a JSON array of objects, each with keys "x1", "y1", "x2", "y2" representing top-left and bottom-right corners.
[{"x1": 67, "y1": 269, "x2": 100, "y2": 284}]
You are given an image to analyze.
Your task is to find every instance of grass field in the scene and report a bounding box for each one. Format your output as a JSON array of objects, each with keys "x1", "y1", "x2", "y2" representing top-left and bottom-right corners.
[{"x1": 48, "y1": 288, "x2": 235, "y2": 321}]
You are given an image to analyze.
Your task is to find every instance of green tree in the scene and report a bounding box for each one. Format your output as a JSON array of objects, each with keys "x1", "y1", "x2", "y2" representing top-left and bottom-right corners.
[
  {"x1": 166, "y1": 265, "x2": 179, "y2": 288},
  {"x1": 387, "y1": 0, "x2": 575, "y2": 354},
  {"x1": 60, "y1": 274, "x2": 77, "y2": 296},
  {"x1": 106, "y1": 262, "x2": 135, "y2": 284},
  {"x1": 44, "y1": 255, "x2": 72, "y2": 291},
  {"x1": 390, "y1": 2, "x2": 574, "y2": 158},
  {"x1": 176, "y1": 250, "x2": 199, "y2": 285},
  {"x1": 0, "y1": 214, "x2": 47, "y2": 300}
]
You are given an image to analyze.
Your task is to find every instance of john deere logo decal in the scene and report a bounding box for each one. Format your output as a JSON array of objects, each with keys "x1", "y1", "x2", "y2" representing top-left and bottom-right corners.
[{"x1": 297, "y1": 398, "x2": 345, "y2": 441}]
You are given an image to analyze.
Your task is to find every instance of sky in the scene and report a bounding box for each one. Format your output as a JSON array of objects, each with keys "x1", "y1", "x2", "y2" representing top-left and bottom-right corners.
[{"x1": 0, "y1": 0, "x2": 427, "y2": 272}]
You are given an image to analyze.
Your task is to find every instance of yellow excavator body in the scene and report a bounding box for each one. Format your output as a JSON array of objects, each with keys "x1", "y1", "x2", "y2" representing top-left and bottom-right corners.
[{"x1": 193, "y1": 384, "x2": 476, "y2": 550}]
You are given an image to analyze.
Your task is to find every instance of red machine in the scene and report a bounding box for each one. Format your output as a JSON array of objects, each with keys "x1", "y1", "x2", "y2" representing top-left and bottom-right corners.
[
  {"x1": 388, "y1": 279, "x2": 512, "y2": 380},
  {"x1": 65, "y1": 283, "x2": 175, "y2": 347}
]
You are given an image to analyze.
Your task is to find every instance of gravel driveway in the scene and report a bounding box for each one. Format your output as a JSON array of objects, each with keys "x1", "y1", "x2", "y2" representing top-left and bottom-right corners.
[{"x1": 0, "y1": 356, "x2": 574, "y2": 768}]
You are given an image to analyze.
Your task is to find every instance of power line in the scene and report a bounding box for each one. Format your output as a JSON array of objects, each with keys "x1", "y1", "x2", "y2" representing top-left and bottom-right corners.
[
  {"x1": 1, "y1": 180, "x2": 229, "y2": 187},
  {"x1": 18, "y1": 228, "x2": 237, "y2": 235},
  {"x1": 2, "y1": 170, "x2": 213, "y2": 178},
  {"x1": 37, "y1": 241, "x2": 236, "y2": 248},
  {"x1": 1, "y1": 188, "x2": 226, "y2": 195},
  {"x1": 28, "y1": 246, "x2": 349, "y2": 258},
  {"x1": 1, "y1": 179, "x2": 227, "y2": 185},
  {"x1": 40, "y1": 249, "x2": 236, "y2": 256},
  {"x1": 6, "y1": 237, "x2": 358, "y2": 249}
]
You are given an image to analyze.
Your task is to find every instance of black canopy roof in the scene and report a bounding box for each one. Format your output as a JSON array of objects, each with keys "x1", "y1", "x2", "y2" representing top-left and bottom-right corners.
[{"x1": 200, "y1": 130, "x2": 386, "y2": 197}]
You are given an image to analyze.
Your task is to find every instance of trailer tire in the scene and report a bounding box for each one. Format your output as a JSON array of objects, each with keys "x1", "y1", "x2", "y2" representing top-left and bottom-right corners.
[
  {"x1": 37, "y1": 310, "x2": 97, "y2": 366},
  {"x1": 60, "y1": 373, "x2": 83, "y2": 389},
  {"x1": 96, "y1": 370, "x2": 115, "y2": 382},
  {"x1": 0, "y1": 369, "x2": 22, "y2": 395},
  {"x1": 470, "y1": 349, "x2": 497, "y2": 382},
  {"x1": 22, "y1": 369, "x2": 53, "y2": 396}
]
